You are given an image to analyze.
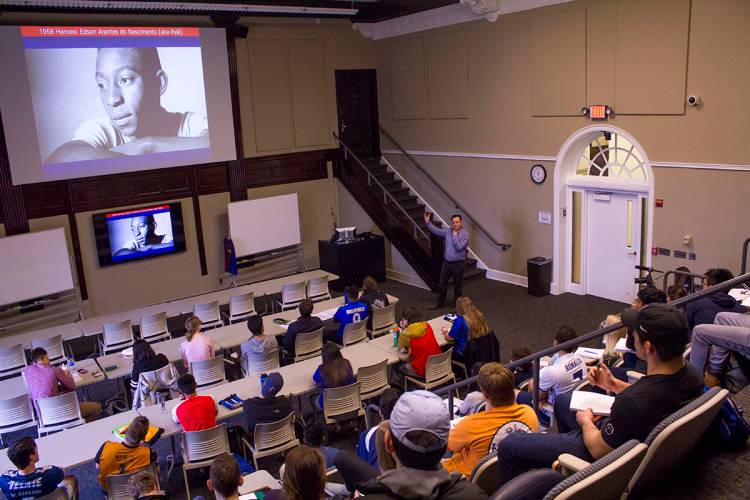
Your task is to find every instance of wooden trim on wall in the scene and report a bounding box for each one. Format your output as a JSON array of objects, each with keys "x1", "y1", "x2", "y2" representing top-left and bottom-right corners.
[
  {"x1": 64, "y1": 181, "x2": 88, "y2": 300},
  {"x1": 189, "y1": 166, "x2": 209, "y2": 276},
  {"x1": 225, "y1": 29, "x2": 249, "y2": 202},
  {"x1": 245, "y1": 149, "x2": 335, "y2": 188},
  {"x1": 0, "y1": 113, "x2": 29, "y2": 235}
]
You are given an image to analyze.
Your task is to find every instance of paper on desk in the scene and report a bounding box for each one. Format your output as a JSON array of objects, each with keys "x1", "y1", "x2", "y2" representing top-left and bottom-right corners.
[
  {"x1": 569, "y1": 391, "x2": 615, "y2": 416},
  {"x1": 314, "y1": 308, "x2": 337, "y2": 321},
  {"x1": 728, "y1": 288, "x2": 750, "y2": 301},
  {"x1": 72, "y1": 372, "x2": 82, "y2": 383},
  {"x1": 615, "y1": 338, "x2": 634, "y2": 353},
  {"x1": 575, "y1": 347, "x2": 604, "y2": 360}
]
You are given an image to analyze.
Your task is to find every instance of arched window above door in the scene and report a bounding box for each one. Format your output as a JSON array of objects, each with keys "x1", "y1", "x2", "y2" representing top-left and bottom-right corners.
[{"x1": 575, "y1": 132, "x2": 648, "y2": 182}]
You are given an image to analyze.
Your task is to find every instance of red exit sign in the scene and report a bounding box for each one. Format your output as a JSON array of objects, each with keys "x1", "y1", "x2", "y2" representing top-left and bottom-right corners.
[{"x1": 590, "y1": 105, "x2": 608, "y2": 119}]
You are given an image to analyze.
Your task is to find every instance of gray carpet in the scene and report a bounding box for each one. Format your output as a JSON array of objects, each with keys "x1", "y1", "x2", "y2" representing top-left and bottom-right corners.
[{"x1": 2, "y1": 277, "x2": 747, "y2": 499}]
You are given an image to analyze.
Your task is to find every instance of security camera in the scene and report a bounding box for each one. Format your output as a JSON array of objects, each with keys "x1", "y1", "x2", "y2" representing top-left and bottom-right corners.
[{"x1": 687, "y1": 95, "x2": 701, "y2": 107}]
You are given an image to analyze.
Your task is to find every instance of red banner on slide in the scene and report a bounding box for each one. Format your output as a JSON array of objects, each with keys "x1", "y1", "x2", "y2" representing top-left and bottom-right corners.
[{"x1": 20, "y1": 26, "x2": 200, "y2": 38}]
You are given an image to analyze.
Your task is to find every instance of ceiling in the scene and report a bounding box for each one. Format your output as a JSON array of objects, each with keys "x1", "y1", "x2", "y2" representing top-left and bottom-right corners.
[{"x1": 0, "y1": 0, "x2": 459, "y2": 23}]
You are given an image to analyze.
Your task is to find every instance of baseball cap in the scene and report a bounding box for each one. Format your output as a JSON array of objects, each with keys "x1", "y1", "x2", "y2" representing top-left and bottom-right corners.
[
  {"x1": 621, "y1": 303, "x2": 688, "y2": 342},
  {"x1": 261, "y1": 372, "x2": 283, "y2": 398},
  {"x1": 389, "y1": 390, "x2": 449, "y2": 453}
]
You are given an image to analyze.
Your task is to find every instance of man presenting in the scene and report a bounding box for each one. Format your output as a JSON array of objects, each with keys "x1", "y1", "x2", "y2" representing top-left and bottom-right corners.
[{"x1": 424, "y1": 213, "x2": 470, "y2": 309}]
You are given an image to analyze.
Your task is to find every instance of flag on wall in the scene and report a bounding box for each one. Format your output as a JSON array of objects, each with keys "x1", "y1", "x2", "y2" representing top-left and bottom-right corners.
[{"x1": 224, "y1": 235, "x2": 237, "y2": 275}]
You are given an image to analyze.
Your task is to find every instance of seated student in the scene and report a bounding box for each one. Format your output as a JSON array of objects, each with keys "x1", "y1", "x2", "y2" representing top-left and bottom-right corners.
[
  {"x1": 667, "y1": 284, "x2": 688, "y2": 303},
  {"x1": 511, "y1": 346, "x2": 533, "y2": 387},
  {"x1": 312, "y1": 342, "x2": 355, "y2": 410},
  {"x1": 240, "y1": 314, "x2": 276, "y2": 356},
  {"x1": 206, "y1": 453, "x2": 244, "y2": 500},
  {"x1": 520, "y1": 325, "x2": 584, "y2": 425},
  {"x1": 623, "y1": 287, "x2": 668, "y2": 369},
  {"x1": 24, "y1": 347, "x2": 101, "y2": 422},
  {"x1": 326, "y1": 285, "x2": 369, "y2": 344},
  {"x1": 303, "y1": 419, "x2": 339, "y2": 469},
  {"x1": 265, "y1": 446, "x2": 328, "y2": 500},
  {"x1": 180, "y1": 316, "x2": 218, "y2": 370},
  {"x1": 440, "y1": 296, "x2": 488, "y2": 364},
  {"x1": 360, "y1": 276, "x2": 390, "y2": 329},
  {"x1": 130, "y1": 339, "x2": 169, "y2": 392},
  {"x1": 242, "y1": 372, "x2": 292, "y2": 435},
  {"x1": 443, "y1": 363, "x2": 538, "y2": 476},
  {"x1": 356, "y1": 388, "x2": 400, "y2": 468},
  {"x1": 127, "y1": 469, "x2": 167, "y2": 500},
  {"x1": 395, "y1": 306, "x2": 441, "y2": 380},
  {"x1": 281, "y1": 299, "x2": 324, "y2": 357},
  {"x1": 691, "y1": 311, "x2": 750, "y2": 387},
  {"x1": 171, "y1": 373, "x2": 217, "y2": 431},
  {"x1": 336, "y1": 391, "x2": 489, "y2": 499},
  {"x1": 685, "y1": 267, "x2": 746, "y2": 330},
  {"x1": 0, "y1": 437, "x2": 78, "y2": 499},
  {"x1": 96, "y1": 416, "x2": 157, "y2": 492},
  {"x1": 497, "y1": 304, "x2": 703, "y2": 485}
]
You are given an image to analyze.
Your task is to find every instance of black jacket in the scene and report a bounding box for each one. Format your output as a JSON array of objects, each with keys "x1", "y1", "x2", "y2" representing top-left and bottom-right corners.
[
  {"x1": 685, "y1": 292, "x2": 746, "y2": 330},
  {"x1": 357, "y1": 467, "x2": 489, "y2": 499}
]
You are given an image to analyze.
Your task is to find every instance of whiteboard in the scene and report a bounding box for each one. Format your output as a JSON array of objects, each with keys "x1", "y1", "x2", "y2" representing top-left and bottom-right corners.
[
  {"x1": 0, "y1": 228, "x2": 75, "y2": 306},
  {"x1": 228, "y1": 193, "x2": 302, "y2": 257}
]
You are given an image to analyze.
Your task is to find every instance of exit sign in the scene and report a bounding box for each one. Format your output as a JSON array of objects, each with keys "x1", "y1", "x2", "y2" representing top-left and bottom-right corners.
[{"x1": 590, "y1": 105, "x2": 609, "y2": 119}]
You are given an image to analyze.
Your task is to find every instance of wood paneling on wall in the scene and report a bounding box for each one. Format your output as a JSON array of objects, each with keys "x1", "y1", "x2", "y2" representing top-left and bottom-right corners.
[
  {"x1": 289, "y1": 40, "x2": 330, "y2": 147},
  {"x1": 614, "y1": 0, "x2": 691, "y2": 114},
  {"x1": 248, "y1": 40, "x2": 295, "y2": 151},
  {"x1": 389, "y1": 38, "x2": 428, "y2": 120},
  {"x1": 426, "y1": 30, "x2": 469, "y2": 119},
  {"x1": 531, "y1": 8, "x2": 587, "y2": 116}
]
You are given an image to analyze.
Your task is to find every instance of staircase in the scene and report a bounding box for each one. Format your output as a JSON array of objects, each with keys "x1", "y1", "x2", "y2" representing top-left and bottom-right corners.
[{"x1": 334, "y1": 152, "x2": 485, "y2": 291}]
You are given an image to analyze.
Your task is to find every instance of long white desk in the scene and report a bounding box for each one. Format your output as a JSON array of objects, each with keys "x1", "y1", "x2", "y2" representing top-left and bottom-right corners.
[
  {"x1": 76, "y1": 270, "x2": 339, "y2": 337},
  {"x1": 0, "y1": 322, "x2": 83, "y2": 350},
  {"x1": 0, "y1": 340, "x2": 401, "y2": 472},
  {"x1": 165, "y1": 270, "x2": 337, "y2": 317},
  {"x1": 0, "y1": 358, "x2": 105, "y2": 399}
]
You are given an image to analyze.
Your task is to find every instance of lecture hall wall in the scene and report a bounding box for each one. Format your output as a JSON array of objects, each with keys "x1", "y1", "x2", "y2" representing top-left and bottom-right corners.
[
  {"x1": 373, "y1": 0, "x2": 750, "y2": 280},
  {"x1": 0, "y1": 12, "x2": 376, "y2": 315}
]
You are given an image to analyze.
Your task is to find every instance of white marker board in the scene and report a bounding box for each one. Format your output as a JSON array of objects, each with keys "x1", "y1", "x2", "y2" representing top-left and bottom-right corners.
[
  {"x1": 228, "y1": 193, "x2": 302, "y2": 257},
  {"x1": 0, "y1": 228, "x2": 75, "y2": 306}
]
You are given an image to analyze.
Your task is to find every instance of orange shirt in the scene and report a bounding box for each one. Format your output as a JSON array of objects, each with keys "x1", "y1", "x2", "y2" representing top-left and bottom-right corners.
[{"x1": 443, "y1": 403, "x2": 539, "y2": 476}]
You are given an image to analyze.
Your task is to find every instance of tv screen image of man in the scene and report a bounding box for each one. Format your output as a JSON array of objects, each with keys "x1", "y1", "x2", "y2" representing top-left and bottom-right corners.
[
  {"x1": 108, "y1": 209, "x2": 174, "y2": 261},
  {"x1": 41, "y1": 47, "x2": 209, "y2": 164}
]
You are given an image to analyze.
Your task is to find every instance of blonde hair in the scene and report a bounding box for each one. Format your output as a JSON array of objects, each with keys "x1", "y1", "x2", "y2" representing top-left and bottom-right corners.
[
  {"x1": 184, "y1": 316, "x2": 202, "y2": 341},
  {"x1": 478, "y1": 362, "x2": 515, "y2": 407},
  {"x1": 601, "y1": 314, "x2": 627, "y2": 356},
  {"x1": 456, "y1": 296, "x2": 489, "y2": 339},
  {"x1": 375, "y1": 421, "x2": 397, "y2": 473}
]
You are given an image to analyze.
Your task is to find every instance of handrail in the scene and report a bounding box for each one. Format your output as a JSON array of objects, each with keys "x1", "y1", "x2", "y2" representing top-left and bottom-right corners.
[
  {"x1": 436, "y1": 271, "x2": 750, "y2": 414},
  {"x1": 742, "y1": 237, "x2": 750, "y2": 275},
  {"x1": 662, "y1": 269, "x2": 705, "y2": 294},
  {"x1": 379, "y1": 125, "x2": 511, "y2": 250},
  {"x1": 332, "y1": 132, "x2": 430, "y2": 243}
]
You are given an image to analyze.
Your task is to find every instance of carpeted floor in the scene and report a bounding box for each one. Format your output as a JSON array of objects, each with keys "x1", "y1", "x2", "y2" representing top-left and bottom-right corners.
[{"x1": 2, "y1": 277, "x2": 747, "y2": 499}]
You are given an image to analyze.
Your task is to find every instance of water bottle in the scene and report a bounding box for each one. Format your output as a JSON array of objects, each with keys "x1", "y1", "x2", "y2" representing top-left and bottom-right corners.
[
  {"x1": 67, "y1": 355, "x2": 76, "y2": 371},
  {"x1": 158, "y1": 393, "x2": 167, "y2": 414},
  {"x1": 392, "y1": 327, "x2": 400, "y2": 347}
]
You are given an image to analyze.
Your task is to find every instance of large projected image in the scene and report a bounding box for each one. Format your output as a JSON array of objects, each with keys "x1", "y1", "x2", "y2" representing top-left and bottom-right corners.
[
  {"x1": 0, "y1": 26, "x2": 235, "y2": 184},
  {"x1": 24, "y1": 27, "x2": 209, "y2": 166}
]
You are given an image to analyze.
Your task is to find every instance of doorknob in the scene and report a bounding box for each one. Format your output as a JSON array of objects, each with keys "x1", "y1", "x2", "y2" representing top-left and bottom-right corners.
[{"x1": 627, "y1": 251, "x2": 637, "y2": 255}]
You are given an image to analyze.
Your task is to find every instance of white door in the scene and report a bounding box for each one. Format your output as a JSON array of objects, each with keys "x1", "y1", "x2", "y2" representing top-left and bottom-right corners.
[{"x1": 585, "y1": 191, "x2": 640, "y2": 303}]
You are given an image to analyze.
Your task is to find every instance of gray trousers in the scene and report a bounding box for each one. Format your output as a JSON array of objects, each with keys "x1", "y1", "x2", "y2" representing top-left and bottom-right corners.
[{"x1": 691, "y1": 312, "x2": 750, "y2": 376}]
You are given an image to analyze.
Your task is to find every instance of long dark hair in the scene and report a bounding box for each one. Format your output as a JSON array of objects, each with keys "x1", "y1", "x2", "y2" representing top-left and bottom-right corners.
[
  {"x1": 318, "y1": 342, "x2": 351, "y2": 388},
  {"x1": 133, "y1": 339, "x2": 156, "y2": 364}
]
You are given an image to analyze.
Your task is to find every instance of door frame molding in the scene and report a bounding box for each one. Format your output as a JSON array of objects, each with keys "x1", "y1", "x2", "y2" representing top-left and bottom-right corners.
[{"x1": 552, "y1": 125, "x2": 654, "y2": 296}]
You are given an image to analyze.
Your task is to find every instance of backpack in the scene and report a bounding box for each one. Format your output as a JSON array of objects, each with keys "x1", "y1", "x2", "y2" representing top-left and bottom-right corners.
[{"x1": 710, "y1": 390, "x2": 750, "y2": 450}]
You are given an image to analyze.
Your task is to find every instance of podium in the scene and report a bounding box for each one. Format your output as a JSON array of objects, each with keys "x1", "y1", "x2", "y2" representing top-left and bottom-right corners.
[{"x1": 318, "y1": 235, "x2": 386, "y2": 291}]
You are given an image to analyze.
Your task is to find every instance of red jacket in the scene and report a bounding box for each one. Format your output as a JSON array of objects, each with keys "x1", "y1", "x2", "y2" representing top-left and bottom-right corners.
[{"x1": 408, "y1": 323, "x2": 441, "y2": 377}]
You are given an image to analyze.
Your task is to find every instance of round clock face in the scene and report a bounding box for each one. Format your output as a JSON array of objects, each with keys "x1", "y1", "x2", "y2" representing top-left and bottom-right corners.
[{"x1": 531, "y1": 164, "x2": 547, "y2": 184}]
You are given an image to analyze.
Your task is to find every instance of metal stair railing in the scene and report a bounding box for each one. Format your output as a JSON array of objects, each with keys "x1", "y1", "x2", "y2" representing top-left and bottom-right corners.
[
  {"x1": 742, "y1": 237, "x2": 750, "y2": 275},
  {"x1": 333, "y1": 132, "x2": 430, "y2": 244},
  {"x1": 435, "y1": 271, "x2": 750, "y2": 414},
  {"x1": 380, "y1": 125, "x2": 511, "y2": 250}
]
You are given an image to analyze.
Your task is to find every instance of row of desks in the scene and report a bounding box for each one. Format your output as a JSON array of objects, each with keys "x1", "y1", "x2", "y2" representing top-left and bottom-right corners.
[
  {"x1": 0, "y1": 307, "x2": 456, "y2": 474},
  {"x1": 0, "y1": 294, "x2": 395, "y2": 398},
  {"x1": 0, "y1": 270, "x2": 336, "y2": 349}
]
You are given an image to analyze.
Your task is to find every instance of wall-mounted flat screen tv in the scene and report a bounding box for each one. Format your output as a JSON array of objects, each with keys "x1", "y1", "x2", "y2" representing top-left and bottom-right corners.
[{"x1": 93, "y1": 202, "x2": 186, "y2": 267}]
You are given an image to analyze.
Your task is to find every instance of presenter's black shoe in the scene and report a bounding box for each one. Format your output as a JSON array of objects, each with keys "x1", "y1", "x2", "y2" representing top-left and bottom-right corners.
[{"x1": 429, "y1": 304, "x2": 444, "y2": 310}]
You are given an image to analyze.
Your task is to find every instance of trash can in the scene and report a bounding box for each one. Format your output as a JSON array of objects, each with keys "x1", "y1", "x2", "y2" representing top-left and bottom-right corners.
[{"x1": 527, "y1": 257, "x2": 552, "y2": 297}]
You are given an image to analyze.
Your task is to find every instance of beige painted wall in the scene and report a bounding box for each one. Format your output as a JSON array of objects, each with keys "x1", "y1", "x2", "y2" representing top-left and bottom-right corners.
[{"x1": 373, "y1": 0, "x2": 750, "y2": 278}]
